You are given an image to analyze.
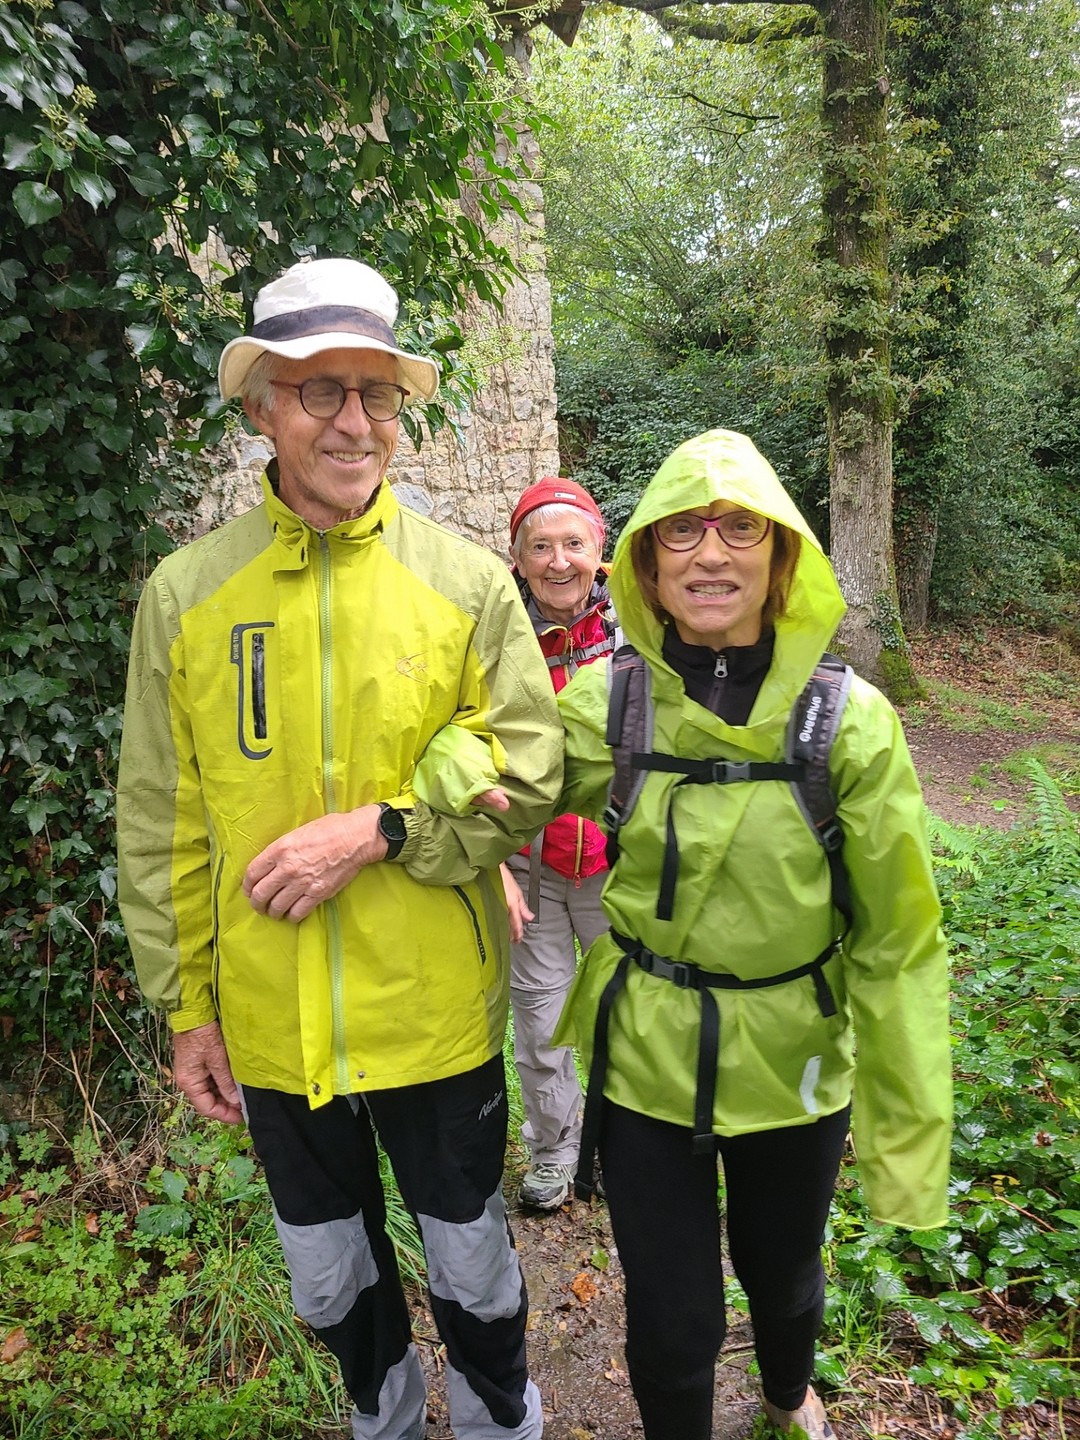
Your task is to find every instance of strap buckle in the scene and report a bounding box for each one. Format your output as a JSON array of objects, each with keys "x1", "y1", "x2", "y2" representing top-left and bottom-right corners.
[
  {"x1": 710, "y1": 760, "x2": 752, "y2": 783},
  {"x1": 638, "y1": 949, "x2": 696, "y2": 989},
  {"x1": 817, "y1": 819, "x2": 844, "y2": 853}
]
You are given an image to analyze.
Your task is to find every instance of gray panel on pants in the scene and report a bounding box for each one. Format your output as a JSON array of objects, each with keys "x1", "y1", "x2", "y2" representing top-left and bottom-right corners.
[
  {"x1": 418, "y1": 1190, "x2": 522, "y2": 1323},
  {"x1": 274, "y1": 1206, "x2": 378, "y2": 1328}
]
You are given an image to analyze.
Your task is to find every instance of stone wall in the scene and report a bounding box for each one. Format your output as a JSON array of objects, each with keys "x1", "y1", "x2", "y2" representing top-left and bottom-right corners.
[{"x1": 195, "y1": 31, "x2": 558, "y2": 557}]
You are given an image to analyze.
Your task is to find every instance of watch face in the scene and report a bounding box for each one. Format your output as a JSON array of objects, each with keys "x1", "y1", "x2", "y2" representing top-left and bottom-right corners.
[{"x1": 379, "y1": 804, "x2": 407, "y2": 854}]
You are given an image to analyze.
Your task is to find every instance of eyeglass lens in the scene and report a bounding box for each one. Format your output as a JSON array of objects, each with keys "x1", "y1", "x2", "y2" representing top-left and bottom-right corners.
[
  {"x1": 297, "y1": 379, "x2": 406, "y2": 421},
  {"x1": 653, "y1": 511, "x2": 770, "y2": 551}
]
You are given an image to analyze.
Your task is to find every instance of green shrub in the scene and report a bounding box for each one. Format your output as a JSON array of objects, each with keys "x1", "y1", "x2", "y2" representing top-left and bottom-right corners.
[{"x1": 821, "y1": 763, "x2": 1080, "y2": 1423}]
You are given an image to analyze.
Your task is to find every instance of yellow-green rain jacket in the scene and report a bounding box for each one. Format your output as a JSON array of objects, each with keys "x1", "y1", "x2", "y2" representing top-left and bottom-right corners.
[
  {"x1": 552, "y1": 430, "x2": 952, "y2": 1229},
  {"x1": 117, "y1": 471, "x2": 562, "y2": 1106}
]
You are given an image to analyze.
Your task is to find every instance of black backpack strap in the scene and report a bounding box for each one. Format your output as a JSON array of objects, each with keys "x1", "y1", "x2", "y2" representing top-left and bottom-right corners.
[
  {"x1": 526, "y1": 827, "x2": 544, "y2": 918},
  {"x1": 633, "y1": 755, "x2": 800, "y2": 921},
  {"x1": 602, "y1": 645, "x2": 652, "y2": 868},
  {"x1": 574, "y1": 950, "x2": 632, "y2": 1200},
  {"x1": 786, "y1": 654, "x2": 854, "y2": 926}
]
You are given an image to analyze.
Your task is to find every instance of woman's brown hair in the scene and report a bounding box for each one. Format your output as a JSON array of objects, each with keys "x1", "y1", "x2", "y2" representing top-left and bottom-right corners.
[{"x1": 630, "y1": 516, "x2": 801, "y2": 634}]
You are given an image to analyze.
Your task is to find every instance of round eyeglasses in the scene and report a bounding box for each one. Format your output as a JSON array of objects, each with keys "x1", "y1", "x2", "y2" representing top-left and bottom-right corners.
[
  {"x1": 653, "y1": 510, "x2": 771, "y2": 552},
  {"x1": 270, "y1": 378, "x2": 409, "y2": 422}
]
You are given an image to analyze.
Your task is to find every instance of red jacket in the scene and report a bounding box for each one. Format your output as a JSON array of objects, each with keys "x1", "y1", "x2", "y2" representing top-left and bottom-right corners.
[{"x1": 519, "y1": 577, "x2": 615, "y2": 882}]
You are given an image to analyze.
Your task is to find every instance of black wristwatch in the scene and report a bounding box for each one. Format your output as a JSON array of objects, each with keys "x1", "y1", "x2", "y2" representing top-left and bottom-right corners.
[{"x1": 376, "y1": 802, "x2": 408, "y2": 860}]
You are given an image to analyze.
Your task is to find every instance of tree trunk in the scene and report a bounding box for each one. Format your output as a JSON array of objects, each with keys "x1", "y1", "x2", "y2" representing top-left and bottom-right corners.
[
  {"x1": 820, "y1": 0, "x2": 919, "y2": 698},
  {"x1": 894, "y1": 495, "x2": 939, "y2": 632}
]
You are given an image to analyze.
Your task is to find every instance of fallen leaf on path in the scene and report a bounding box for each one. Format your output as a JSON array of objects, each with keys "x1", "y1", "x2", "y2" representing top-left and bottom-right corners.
[
  {"x1": 570, "y1": 1271, "x2": 597, "y2": 1306},
  {"x1": 2, "y1": 1329, "x2": 30, "y2": 1364}
]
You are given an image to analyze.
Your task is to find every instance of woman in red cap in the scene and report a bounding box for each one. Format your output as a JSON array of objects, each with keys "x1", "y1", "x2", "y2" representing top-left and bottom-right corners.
[{"x1": 504, "y1": 477, "x2": 617, "y2": 1210}]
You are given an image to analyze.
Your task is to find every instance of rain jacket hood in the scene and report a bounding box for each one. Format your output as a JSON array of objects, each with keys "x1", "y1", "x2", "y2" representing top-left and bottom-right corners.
[{"x1": 609, "y1": 429, "x2": 845, "y2": 724}]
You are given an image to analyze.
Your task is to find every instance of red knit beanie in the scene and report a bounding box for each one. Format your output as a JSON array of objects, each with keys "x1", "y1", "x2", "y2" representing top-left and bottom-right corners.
[{"x1": 509, "y1": 477, "x2": 605, "y2": 546}]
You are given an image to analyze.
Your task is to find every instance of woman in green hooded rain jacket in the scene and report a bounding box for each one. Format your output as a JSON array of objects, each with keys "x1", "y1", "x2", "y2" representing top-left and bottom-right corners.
[{"x1": 544, "y1": 430, "x2": 952, "y2": 1440}]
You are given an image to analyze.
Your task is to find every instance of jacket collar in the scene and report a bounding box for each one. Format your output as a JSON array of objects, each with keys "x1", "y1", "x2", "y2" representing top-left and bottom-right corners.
[{"x1": 260, "y1": 461, "x2": 399, "y2": 567}]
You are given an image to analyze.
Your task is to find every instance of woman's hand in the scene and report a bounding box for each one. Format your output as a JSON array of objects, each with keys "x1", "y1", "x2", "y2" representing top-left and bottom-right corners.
[{"x1": 499, "y1": 862, "x2": 534, "y2": 943}]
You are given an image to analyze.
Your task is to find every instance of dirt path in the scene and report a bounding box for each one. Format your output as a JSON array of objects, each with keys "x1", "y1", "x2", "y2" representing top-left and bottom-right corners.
[{"x1": 414, "y1": 1186, "x2": 758, "y2": 1439}]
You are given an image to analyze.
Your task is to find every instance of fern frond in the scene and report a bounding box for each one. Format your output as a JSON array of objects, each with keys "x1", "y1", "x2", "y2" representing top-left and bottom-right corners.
[
  {"x1": 1024, "y1": 759, "x2": 1080, "y2": 867},
  {"x1": 928, "y1": 814, "x2": 984, "y2": 879}
]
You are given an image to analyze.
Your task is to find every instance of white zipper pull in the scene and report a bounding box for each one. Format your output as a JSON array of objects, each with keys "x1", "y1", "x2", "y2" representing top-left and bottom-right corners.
[{"x1": 714, "y1": 653, "x2": 728, "y2": 679}]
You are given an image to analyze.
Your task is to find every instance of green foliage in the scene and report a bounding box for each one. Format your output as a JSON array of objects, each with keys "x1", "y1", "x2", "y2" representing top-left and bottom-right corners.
[
  {"x1": 0, "y1": 0, "x2": 529, "y2": 1065},
  {"x1": 534, "y1": 12, "x2": 821, "y2": 365},
  {"x1": 532, "y1": 12, "x2": 830, "y2": 537},
  {"x1": 1, "y1": 1114, "x2": 427, "y2": 1437},
  {"x1": 823, "y1": 769, "x2": 1080, "y2": 1422},
  {"x1": 556, "y1": 349, "x2": 828, "y2": 547},
  {"x1": 888, "y1": 0, "x2": 1080, "y2": 625}
]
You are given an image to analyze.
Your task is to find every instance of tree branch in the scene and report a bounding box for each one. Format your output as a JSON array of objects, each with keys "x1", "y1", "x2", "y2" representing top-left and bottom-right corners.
[
  {"x1": 660, "y1": 91, "x2": 781, "y2": 123},
  {"x1": 654, "y1": 5, "x2": 821, "y2": 44}
]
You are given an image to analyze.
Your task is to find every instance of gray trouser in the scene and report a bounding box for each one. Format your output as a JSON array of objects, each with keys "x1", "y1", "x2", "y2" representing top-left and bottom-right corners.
[{"x1": 506, "y1": 855, "x2": 608, "y2": 1167}]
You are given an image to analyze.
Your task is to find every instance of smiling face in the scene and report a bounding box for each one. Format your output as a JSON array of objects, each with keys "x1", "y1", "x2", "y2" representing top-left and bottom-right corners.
[
  {"x1": 517, "y1": 509, "x2": 603, "y2": 624},
  {"x1": 243, "y1": 347, "x2": 399, "y2": 530},
  {"x1": 653, "y1": 500, "x2": 774, "y2": 649}
]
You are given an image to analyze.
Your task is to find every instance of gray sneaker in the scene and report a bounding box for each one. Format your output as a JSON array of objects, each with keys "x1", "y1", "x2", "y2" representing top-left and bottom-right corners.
[
  {"x1": 764, "y1": 1386, "x2": 835, "y2": 1439},
  {"x1": 518, "y1": 1161, "x2": 574, "y2": 1211}
]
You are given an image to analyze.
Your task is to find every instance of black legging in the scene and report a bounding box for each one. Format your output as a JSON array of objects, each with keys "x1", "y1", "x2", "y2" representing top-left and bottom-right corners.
[{"x1": 599, "y1": 1100, "x2": 851, "y2": 1440}]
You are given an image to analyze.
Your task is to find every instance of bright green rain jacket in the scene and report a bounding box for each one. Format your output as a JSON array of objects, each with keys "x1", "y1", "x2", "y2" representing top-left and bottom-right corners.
[
  {"x1": 552, "y1": 430, "x2": 952, "y2": 1229},
  {"x1": 117, "y1": 471, "x2": 562, "y2": 1107}
]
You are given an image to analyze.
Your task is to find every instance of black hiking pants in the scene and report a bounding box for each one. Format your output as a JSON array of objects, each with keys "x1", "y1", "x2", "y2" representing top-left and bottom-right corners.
[
  {"x1": 599, "y1": 1099, "x2": 851, "y2": 1440},
  {"x1": 241, "y1": 1053, "x2": 540, "y2": 1439}
]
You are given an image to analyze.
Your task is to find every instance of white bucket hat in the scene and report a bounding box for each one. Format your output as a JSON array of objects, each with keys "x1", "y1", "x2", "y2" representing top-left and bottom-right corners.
[{"x1": 218, "y1": 258, "x2": 440, "y2": 405}]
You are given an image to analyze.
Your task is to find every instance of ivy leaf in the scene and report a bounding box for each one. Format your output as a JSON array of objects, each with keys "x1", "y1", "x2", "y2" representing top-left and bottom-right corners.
[
  {"x1": 386, "y1": 104, "x2": 418, "y2": 133},
  {"x1": 126, "y1": 324, "x2": 162, "y2": 358},
  {"x1": 95, "y1": 422, "x2": 133, "y2": 454},
  {"x1": 3, "y1": 135, "x2": 40, "y2": 172},
  {"x1": 12, "y1": 181, "x2": 63, "y2": 227},
  {"x1": 67, "y1": 170, "x2": 117, "y2": 211},
  {"x1": 25, "y1": 803, "x2": 48, "y2": 836}
]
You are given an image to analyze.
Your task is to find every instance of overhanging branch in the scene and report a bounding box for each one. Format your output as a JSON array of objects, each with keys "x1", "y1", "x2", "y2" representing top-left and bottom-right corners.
[{"x1": 597, "y1": 0, "x2": 821, "y2": 44}]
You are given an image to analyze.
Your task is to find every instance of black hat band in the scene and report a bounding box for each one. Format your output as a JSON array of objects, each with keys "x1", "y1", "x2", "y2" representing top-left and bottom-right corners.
[{"x1": 251, "y1": 306, "x2": 397, "y2": 348}]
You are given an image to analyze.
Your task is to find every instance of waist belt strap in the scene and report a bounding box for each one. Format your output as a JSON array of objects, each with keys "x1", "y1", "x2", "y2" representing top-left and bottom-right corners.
[{"x1": 574, "y1": 932, "x2": 839, "y2": 1196}]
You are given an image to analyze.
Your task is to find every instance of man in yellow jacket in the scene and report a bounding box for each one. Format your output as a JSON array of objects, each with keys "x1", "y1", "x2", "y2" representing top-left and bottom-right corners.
[{"x1": 117, "y1": 258, "x2": 562, "y2": 1440}]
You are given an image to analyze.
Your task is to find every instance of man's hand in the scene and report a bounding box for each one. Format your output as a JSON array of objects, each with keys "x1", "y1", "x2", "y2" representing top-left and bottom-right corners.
[
  {"x1": 243, "y1": 805, "x2": 386, "y2": 922},
  {"x1": 499, "y1": 862, "x2": 534, "y2": 944},
  {"x1": 173, "y1": 1022, "x2": 243, "y2": 1125}
]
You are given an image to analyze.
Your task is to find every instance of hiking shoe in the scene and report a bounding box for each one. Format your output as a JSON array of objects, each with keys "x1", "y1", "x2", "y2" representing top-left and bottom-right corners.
[
  {"x1": 518, "y1": 1161, "x2": 574, "y2": 1211},
  {"x1": 764, "y1": 1386, "x2": 835, "y2": 1439}
]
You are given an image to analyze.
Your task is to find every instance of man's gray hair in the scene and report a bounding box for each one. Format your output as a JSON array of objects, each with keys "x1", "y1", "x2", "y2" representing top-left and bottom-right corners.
[
  {"x1": 242, "y1": 351, "x2": 283, "y2": 410},
  {"x1": 510, "y1": 502, "x2": 605, "y2": 565}
]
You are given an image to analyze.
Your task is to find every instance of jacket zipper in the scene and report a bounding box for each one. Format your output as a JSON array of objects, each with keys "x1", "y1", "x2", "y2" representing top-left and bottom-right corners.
[
  {"x1": 209, "y1": 846, "x2": 226, "y2": 1012},
  {"x1": 319, "y1": 537, "x2": 350, "y2": 1095},
  {"x1": 251, "y1": 632, "x2": 267, "y2": 740},
  {"x1": 453, "y1": 886, "x2": 487, "y2": 965}
]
